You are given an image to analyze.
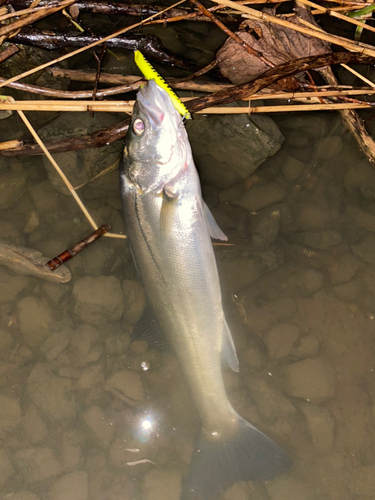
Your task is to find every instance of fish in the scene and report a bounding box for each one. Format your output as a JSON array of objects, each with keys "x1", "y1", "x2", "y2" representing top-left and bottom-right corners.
[{"x1": 119, "y1": 79, "x2": 291, "y2": 499}]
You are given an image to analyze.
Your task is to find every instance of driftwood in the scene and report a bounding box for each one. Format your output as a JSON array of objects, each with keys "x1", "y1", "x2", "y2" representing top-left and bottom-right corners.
[
  {"x1": 1, "y1": 51, "x2": 374, "y2": 157},
  {"x1": 12, "y1": 29, "x2": 198, "y2": 70}
]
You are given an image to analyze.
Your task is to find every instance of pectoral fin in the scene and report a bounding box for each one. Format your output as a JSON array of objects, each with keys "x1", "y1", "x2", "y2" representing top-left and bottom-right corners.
[
  {"x1": 203, "y1": 202, "x2": 227, "y2": 241},
  {"x1": 222, "y1": 319, "x2": 239, "y2": 372}
]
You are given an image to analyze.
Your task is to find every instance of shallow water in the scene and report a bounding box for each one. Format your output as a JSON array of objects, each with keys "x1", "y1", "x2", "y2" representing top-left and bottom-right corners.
[{"x1": 1, "y1": 97, "x2": 375, "y2": 500}]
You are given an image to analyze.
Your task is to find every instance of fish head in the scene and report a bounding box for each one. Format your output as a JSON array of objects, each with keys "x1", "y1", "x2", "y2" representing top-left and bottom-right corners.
[{"x1": 122, "y1": 80, "x2": 189, "y2": 194}]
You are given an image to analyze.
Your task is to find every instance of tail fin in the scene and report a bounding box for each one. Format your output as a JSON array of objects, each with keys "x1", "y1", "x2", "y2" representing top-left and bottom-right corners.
[{"x1": 181, "y1": 415, "x2": 291, "y2": 500}]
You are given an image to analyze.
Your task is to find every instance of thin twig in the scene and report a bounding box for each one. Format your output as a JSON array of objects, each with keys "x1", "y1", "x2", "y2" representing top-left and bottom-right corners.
[{"x1": 0, "y1": 44, "x2": 19, "y2": 63}]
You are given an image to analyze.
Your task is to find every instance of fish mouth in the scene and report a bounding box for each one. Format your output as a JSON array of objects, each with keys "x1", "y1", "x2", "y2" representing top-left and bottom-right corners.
[{"x1": 137, "y1": 80, "x2": 176, "y2": 129}]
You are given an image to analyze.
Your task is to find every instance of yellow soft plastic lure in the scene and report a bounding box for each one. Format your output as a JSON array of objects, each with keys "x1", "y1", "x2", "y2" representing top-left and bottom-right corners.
[{"x1": 134, "y1": 50, "x2": 191, "y2": 120}]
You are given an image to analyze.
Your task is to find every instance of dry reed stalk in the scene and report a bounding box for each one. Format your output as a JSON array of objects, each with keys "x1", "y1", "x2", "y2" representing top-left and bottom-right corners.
[
  {"x1": 0, "y1": 100, "x2": 133, "y2": 112},
  {"x1": 0, "y1": 0, "x2": 186, "y2": 90},
  {"x1": 0, "y1": 4, "x2": 54, "y2": 22},
  {"x1": 197, "y1": 103, "x2": 371, "y2": 113},
  {"x1": 210, "y1": 0, "x2": 375, "y2": 58},
  {"x1": 0, "y1": 139, "x2": 22, "y2": 150}
]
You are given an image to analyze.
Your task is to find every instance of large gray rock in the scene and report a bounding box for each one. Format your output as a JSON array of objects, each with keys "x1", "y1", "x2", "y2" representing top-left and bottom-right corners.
[
  {"x1": 186, "y1": 113, "x2": 284, "y2": 188},
  {"x1": 38, "y1": 112, "x2": 122, "y2": 195}
]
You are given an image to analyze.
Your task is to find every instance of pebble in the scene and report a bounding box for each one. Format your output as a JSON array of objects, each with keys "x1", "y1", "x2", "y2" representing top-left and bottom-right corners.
[
  {"x1": 298, "y1": 269, "x2": 324, "y2": 296},
  {"x1": 283, "y1": 357, "x2": 336, "y2": 404},
  {"x1": 105, "y1": 369, "x2": 145, "y2": 405},
  {"x1": 143, "y1": 469, "x2": 182, "y2": 500},
  {"x1": 294, "y1": 230, "x2": 341, "y2": 250},
  {"x1": 49, "y1": 471, "x2": 88, "y2": 500},
  {"x1": 0, "y1": 394, "x2": 21, "y2": 437},
  {"x1": 250, "y1": 206, "x2": 281, "y2": 248},
  {"x1": 347, "y1": 464, "x2": 375, "y2": 496},
  {"x1": 0, "y1": 328, "x2": 13, "y2": 354},
  {"x1": 78, "y1": 364, "x2": 104, "y2": 390},
  {"x1": 61, "y1": 430, "x2": 83, "y2": 471},
  {"x1": 69, "y1": 324, "x2": 103, "y2": 366},
  {"x1": 0, "y1": 268, "x2": 28, "y2": 304},
  {"x1": 218, "y1": 183, "x2": 246, "y2": 203},
  {"x1": 0, "y1": 448, "x2": 14, "y2": 486},
  {"x1": 332, "y1": 281, "x2": 361, "y2": 302},
  {"x1": 351, "y1": 233, "x2": 375, "y2": 264},
  {"x1": 240, "y1": 346, "x2": 264, "y2": 370},
  {"x1": 267, "y1": 475, "x2": 319, "y2": 500},
  {"x1": 315, "y1": 136, "x2": 342, "y2": 159},
  {"x1": 0, "y1": 221, "x2": 24, "y2": 245},
  {"x1": 233, "y1": 183, "x2": 287, "y2": 212},
  {"x1": 23, "y1": 404, "x2": 48, "y2": 444},
  {"x1": 290, "y1": 334, "x2": 320, "y2": 359},
  {"x1": 299, "y1": 402, "x2": 335, "y2": 453},
  {"x1": 326, "y1": 253, "x2": 360, "y2": 285},
  {"x1": 264, "y1": 323, "x2": 300, "y2": 359},
  {"x1": 13, "y1": 447, "x2": 62, "y2": 483},
  {"x1": 297, "y1": 205, "x2": 330, "y2": 230},
  {"x1": 248, "y1": 378, "x2": 297, "y2": 423},
  {"x1": 347, "y1": 205, "x2": 375, "y2": 233},
  {"x1": 28, "y1": 180, "x2": 61, "y2": 212},
  {"x1": 27, "y1": 363, "x2": 77, "y2": 421},
  {"x1": 0, "y1": 169, "x2": 27, "y2": 210},
  {"x1": 40, "y1": 325, "x2": 71, "y2": 361},
  {"x1": 4, "y1": 492, "x2": 39, "y2": 500},
  {"x1": 83, "y1": 406, "x2": 114, "y2": 447},
  {"x1": 73, "y1": 276, "x2": 124, "y2": 325},
  {"x1": 281, "y1": 156, "x2": 306, "y2": 182},
  {"x1": 17, "y1": 296, "x2": 54, "y2": 348}
]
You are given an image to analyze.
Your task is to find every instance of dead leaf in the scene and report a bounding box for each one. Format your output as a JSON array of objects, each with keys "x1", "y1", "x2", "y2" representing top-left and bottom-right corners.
[{"x1": 217, "y1": 5, "x2": 331, "y2": 85}]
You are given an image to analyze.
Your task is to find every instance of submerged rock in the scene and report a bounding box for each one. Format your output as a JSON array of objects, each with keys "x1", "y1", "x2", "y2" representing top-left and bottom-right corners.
[
  {"x1": 283, "y1": 357, "x2": 336, "y2": 404},
  {"x1": 0, "y1": 169, "x2": 27, "y2": 210},
  {"x1": 250, "y1": 206, "x2": 281, "y2": 248},
  {"x1": 17, "y1": 296, "x2": 55, "y2": 348},
  {"x1": 187, "y1": 113, "x2": 284, "y2": 188},
  {"x1": 13, "y1": 447, "x2": 62, "y2": 483},
  {"x1": 72, "y1": 276, "x2": 123, "y2": 325},
  {"x1": 233, "y1": 183, "x2": 287, "y2": 212},
  {"x1": 143, "y1": 469, "x2": 182, "y2": 500},
  {"x1": 49, "y1": 470, "x2": 88, "y2": 500},
  {"x1": 27, "y1": 363, "x2": 77, "y2": 421},
  {"x1": 38, "y1": 112, "x2": 122, "y2": 195},
  {"x1": 299, "y1": 402, "x2": 335, "y2": 453},
  {"x1": 105, "y1": 369, "x2": 145, "y2": 405},
  {"x1": 264, "y1": 323, "x2": 300, "y2": 359}
]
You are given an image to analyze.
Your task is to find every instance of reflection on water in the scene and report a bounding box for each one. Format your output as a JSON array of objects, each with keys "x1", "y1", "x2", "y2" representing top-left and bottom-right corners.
[{"x1": 1, "y1": 109, "x2": 375, "y2": 500}]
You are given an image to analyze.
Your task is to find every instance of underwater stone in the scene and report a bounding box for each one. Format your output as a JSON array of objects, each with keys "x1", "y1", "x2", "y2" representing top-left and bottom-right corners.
[
  {"x1": 0, "y1": 169, "x2": 27, "y2": 210},
  {"x1": 49, "y1": 471, "x2": 88, "y2": 500},
  {"x1": 264, "y1": 323, "x2": 300, "y2": 359},
  {"x1": 299, "y1": 402, "x2": 335, "y2": 454},
  {"x1": 233, "y1": 183, "x2": 287, "y2": 212},
  {"x1": 17, "y1": 295, "x2": 55, "y2": 348}
]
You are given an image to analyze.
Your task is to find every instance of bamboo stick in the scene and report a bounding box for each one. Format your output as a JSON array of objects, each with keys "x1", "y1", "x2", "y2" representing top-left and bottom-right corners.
[
  {"x1": 210, "y1": 0, "x2": 375, "y2": 58},
  {"x1": 1, "y1": 99, "x2": 371, "y2": 115},
  {"x1": 0, "y1": 0, "x2": 186, "y2": 90},
  {"x1": 197, "y1": 103, "x2": 372, "y2": 113}
]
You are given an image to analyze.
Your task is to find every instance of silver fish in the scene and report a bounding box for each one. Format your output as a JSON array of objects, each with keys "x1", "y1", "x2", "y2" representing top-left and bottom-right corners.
[{"x1": 120, "y1": 80, "x2": 290, "y2": 499}]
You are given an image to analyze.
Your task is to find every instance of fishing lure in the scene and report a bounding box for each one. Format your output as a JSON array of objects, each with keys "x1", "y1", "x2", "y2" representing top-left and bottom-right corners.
[{"x1": 134, "y1": 50, "x2": 191, "y2": 120}]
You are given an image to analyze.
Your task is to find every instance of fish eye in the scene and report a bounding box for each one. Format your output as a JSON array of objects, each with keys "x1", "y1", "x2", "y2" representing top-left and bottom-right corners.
[{"x1": 133, "y1": 118, "x2": 145, "y2": 136}]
